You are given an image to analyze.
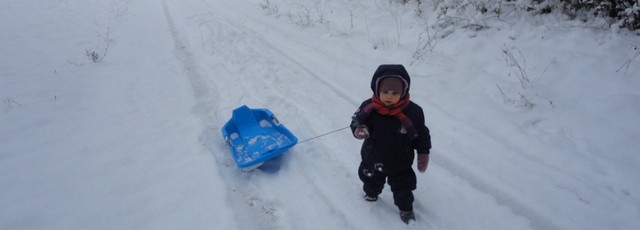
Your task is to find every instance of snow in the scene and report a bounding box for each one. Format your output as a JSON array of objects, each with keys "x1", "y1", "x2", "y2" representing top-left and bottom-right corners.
[{"x1": 1, "y1": 0, "x2": 639, "y2": 229}]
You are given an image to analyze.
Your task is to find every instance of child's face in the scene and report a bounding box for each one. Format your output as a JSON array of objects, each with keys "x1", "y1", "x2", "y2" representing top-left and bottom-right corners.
[{"x1": 379, "y1": 90, "x2": 401, "y2": 106}]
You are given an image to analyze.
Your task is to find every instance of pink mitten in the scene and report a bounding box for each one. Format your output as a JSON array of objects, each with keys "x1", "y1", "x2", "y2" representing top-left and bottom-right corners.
[{"x1": 417, "y1": 154, "x2": 429, "y2": 173}]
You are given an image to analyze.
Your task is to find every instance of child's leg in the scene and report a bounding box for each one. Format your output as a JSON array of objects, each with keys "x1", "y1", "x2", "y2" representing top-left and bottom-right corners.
[
  {"x1": 388, "y1": 169, "x2": 417, "y2": 211},
  {"x1": 358, "y1": 162, "x2": 386, "y2": 197}
]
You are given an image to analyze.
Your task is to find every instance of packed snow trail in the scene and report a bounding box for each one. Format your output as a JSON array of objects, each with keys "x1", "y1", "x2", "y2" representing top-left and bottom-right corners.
[
  {"x1": 161, "y1": 0, "x2": 536, "y2": 229},
  {"x1": 2, "y1": 0, "x2": 638, "y2": 229},
  {"x1": 162, "y1": 0, "x2": 383, "y2": 229}
]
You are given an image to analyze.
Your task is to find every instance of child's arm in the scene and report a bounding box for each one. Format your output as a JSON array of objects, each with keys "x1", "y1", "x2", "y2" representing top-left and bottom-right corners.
[
  {"x1": 412, "y1": 105, "x2": 432, "y2": 155},
  {"x1": 350, "y1": 100, "x2": 373, "y2": 139},
  {"x1": 413, "y1": 106, "x2": 431, "y2": 172}
]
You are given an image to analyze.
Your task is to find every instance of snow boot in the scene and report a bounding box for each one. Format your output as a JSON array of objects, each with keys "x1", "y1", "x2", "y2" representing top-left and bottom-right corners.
[
  {"x1": 364, "y1": 194, "x2": 378, "y2": 202},
  {"x1": 400, "y1": 210, "x2": 415, "y2": 224}
]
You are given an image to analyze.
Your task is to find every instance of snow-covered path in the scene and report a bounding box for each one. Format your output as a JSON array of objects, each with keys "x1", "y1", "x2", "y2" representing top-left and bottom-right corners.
[
  {"x1": 2, "y1": 0, "x2": 639, "y2": 229},
  {"x1": 161, "y1": 0, "x2": 427, "y2": 228},
  {"x1": 161, "y1": 0, "x2": 537, "y2": 228}
]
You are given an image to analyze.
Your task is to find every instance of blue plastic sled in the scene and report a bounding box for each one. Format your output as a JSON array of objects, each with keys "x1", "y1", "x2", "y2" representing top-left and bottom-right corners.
[{"x1": 221, "y1": 105, "x2": 298, "y2": 171}]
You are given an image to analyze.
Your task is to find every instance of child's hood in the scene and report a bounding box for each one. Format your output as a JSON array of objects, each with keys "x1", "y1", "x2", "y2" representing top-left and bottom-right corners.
[{"x1": 370, "y1": 64, "x2": 411, "y2": 97}]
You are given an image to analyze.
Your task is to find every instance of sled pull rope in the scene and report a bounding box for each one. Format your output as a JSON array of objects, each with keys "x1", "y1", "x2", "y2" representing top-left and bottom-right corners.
[{"x1": 298, "y1": 126, "x2": 350, "y2": 144}]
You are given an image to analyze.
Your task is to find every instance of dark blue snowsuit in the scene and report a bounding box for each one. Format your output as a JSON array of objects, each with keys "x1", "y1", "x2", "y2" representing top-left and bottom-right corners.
[{"x1": 351, "y1": 64, "x2": 431, "y2": 211}]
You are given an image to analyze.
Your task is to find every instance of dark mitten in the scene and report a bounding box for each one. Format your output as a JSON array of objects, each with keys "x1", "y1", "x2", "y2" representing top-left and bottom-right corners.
[{"x1": 354, "y1": 125, "x2": 370, "y2": 139}]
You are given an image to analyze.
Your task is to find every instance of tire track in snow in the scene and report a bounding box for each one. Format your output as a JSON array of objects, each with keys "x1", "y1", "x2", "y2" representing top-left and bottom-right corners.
[
  {"x1": 161, "y1": 0, "x2": 234, "y2": 121},
  {"x1": 199, "y1": 0, "x2": 361, "y2": 107},
  {"x1": 163, "y1": 1, "x2": 361, "y2": 229},
  {"x1": 436, "y1": 155, "x2": 559, "y2": 230},
  {"x1": 163, "y1": 1, "x2": 286, "y2": 229},
  {"x1": 427, "y1": 102, "x2": 561, "y2": 230},
  {"x1": 181, "y1": 1, "x2": 362, "y2": 228}
]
